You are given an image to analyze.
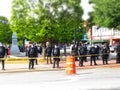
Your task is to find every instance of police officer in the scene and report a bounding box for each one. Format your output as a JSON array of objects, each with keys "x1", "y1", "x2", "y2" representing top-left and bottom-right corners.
[
  {"x1": 28, "y1": 44, "x2": 37, "y2": 69},
  {"x1": 71, "y1": 44, "x2": 78, "y2": 61},
  {"x1": 95, "y1": 45, "x2": 100, "y2": 60},
  {"x1": 78, "y1": 44, "x2": 85, "y2": 67},
  {"x1": 101, "y1": 45, "x2": 109, "y2": 65},
  {"x1": 63, "y1": 44, "x2": 66, "y2": 56},
  {"x1": 52, "y1": 45, "x2": 60, "y2": 68},
  {"x1": 83, "y1": 44, "x2": 88, "y2": 62},
  {"x1": 116, "y1": 42, "x2": 120, "y2": 63},
  {"x1": 45, "y1": 45, "x2": 52, "y2": 64},
  {"x1": 33, "y1": 43, "x2": 38, "y2": 65},
  {"x1": 37, "y1": 44, "x2": 43, "y2": 56},
  {"x1": 0, "y1": 43, "x2": 6, "y2": 70},
  {"x1": 89, "y1": 44, "x2": 97, "y2": 66}
]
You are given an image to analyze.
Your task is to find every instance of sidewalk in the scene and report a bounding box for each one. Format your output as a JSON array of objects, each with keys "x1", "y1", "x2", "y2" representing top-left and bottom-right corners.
[{"x1": 0, "y1": 58, "x2": 120, "y2": 73}]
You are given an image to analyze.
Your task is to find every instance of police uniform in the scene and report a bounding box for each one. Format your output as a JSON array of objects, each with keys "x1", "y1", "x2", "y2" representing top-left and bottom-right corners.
[
  {"x1": 0, "y1": 45, "x2": 6, "y2": 70},
  {"x1": 34, "y1": 45, "x2": 38, "y2": 65},
  {"x1": 101, "y1": 46, "x2": 109, "y2": 65},
  {"x1": 28, "y1": 44, "x2": 37, "y2": 69},
  {"x1": 89, "y1": 45, "x2": 97, "y2": 66},
  {"x1": 45, "y1": 46, "x2": 52, "y2": 64},
  {"x1": 78, "y1": 45, "x2": 85, "y2": 67},
  {"x1": 71, "y1": 44, "x2": 78, "y2": 61},
  {"x1": 83, "y1": 44, "x2": 88, "y2": 62},
  {"x1": 116, "y1": 43, "x2": 120, "y2": 63},
  {"x1": 52, "y1": 45, "x2": 60, "y2": 68}
]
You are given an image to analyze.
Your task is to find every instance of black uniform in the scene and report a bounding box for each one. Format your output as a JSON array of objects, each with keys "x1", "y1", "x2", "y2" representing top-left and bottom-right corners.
[
  {"x1": 28, "y1": 45, "x2": 37, "y2": 69},
  {"x1": 63, "y1": 44, "x2": 66, "y2": 56},
  {"x1": 45, "y1": 46, "x2": 52, "y2": 64},
  {"x1": 102, "y1": 46, "x2": 109, "y2": 64},
  {"x1": 96, "y1": 45, "x2": 100, "y2": 60},
  {"x1": 37, "y1": 45, "x2": 42, "y2": 55},
  {"x1": 71, "y1": 44, "x2": 78, "y2": 61},
  {"x1": 83, "y1": 44, "x2": 88, "y2": 62},
  {"x1": 116, "y1": 43, "x2": 120, "y2": 63},
  {"x1": 0, "y1": 46, "x2": 6, "y2": 70},
  {"x1": 78, "y1": 45, "x2": 85, "y2": 67},
  {"x1": 52, "y1": 46, "x2": 60, "y2": 68},
  {"x1": 89, "y1": 46, "x2": 97, "y2": 66},
  {"x1": 34, "y1": 45, "x2": 38, "y2": 65}
]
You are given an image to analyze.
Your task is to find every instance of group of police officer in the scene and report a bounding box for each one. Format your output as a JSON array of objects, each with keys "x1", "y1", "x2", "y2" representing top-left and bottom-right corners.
[
  {"x1": 23, "y1": 42, "x2": 120, "y2": 69},
  {"x1": 71, "y1": 43, "x2": 112, "y2": 67},
  {"x1": 27, "y1": 43, "x2": 43, "y2": 69},
  {"x1": 1, "y1": 42, "x2": 120, "y2": 70},
  {"x1": 27, "y1": 43, "x2": 60, "y2": 69}
]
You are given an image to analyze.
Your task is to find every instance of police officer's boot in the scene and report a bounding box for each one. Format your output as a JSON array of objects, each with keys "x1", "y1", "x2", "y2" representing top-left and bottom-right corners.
[
  {"x1": 2, "y1": 60, "x2": 5, "y2": 70},
  {"x1": 35, "y1": 59, "x2": 38, "y2": 65},
  {"x1": 57, "y1": 58, "x2": 59, "y2": 68},
  {"x1": 47, "y1": 57, "x2": 49, "y2": 64},
  {"x1": 53, "y1": 58, "x2": 55, "y2": 68},
  {"x1": 50, "y1": 57, "x2": 52, "y2": 64}
]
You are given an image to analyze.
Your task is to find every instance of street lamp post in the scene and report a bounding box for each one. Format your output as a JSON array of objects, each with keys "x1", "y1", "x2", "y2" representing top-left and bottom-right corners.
[
  {"x1": 74, "y1": 27, "x2": 81, "y2": 45},
  {"x1": 90, "y1": 28, "x2": 92, "y2": 44},
  {"x1": 74, "y1": 29, "x2": 76, "y2": 44}
]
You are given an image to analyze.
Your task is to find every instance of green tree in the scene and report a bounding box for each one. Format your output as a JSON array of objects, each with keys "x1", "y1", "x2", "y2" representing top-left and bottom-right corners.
[
  {"x1": 10, "y1": 0, "x2": 29, "y2": 41},
  {"x1": 53, "y1": 0, "x2": 83, "y2": 42},
  {"x1": 10, "y1": 0, "x2": 84, "y2": 44},
  {"x1": 90, "y1": 0, "x2": 120, "y2": 29},
  {"x1": 36, "y1": 0, "x2": 84, "y2": 43},
  {"x1": 0, "y1": 16, "x2": 12, "y2": 44}
]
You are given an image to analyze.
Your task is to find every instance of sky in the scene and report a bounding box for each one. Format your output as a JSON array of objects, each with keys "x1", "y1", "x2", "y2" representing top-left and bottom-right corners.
[
  {"x1": 0, "y1": 0, "x2": 12, "y2": 19},
  {"x1": 81, "y1": 0, "x2": 93, "y2": 20},
  {"x1": 0, "y1": 0, "x2": 93, "y2": 20}
]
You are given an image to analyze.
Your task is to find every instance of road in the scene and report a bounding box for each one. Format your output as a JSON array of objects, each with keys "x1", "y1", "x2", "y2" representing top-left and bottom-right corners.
[{"x1": 0, "y1": 68, "x2": 120, "y2": 90}]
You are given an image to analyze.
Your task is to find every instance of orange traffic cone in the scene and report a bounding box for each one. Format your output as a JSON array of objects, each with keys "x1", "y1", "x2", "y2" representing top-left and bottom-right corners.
[{"x1": 66, "y1": 56, "x2": 76, "y2": 75}]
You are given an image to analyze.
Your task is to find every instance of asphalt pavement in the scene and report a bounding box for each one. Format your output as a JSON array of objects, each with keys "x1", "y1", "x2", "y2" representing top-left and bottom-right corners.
[
  {"x1": 0, "y1": 68, "x2": 120, "y2": 90},
  {"x1": 0, "y1": 53, "x2": 120, "y2": 90}
]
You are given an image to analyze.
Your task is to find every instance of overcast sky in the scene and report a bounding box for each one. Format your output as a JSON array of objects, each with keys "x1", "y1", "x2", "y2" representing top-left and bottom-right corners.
[
  {"x1": 0, "y1": 0, "x2": 12, "y2": 19},
  {"x1": 0, "y1": 0, "x2": 93, "y2": 20}
]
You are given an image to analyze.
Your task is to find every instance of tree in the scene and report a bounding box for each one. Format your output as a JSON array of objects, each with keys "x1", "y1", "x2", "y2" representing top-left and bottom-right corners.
[
  {"x1": 10, "y1": 0, "x2": 29, "y2": 42},
  {"x1": 89, "y1": 0, "x2": 120, "y2": 29},
  {"x1": 10, "y1": 0, "x2": 84, "y2": 44},
  {"x1": 0, "y1": 16, "x2": 12, "y2": 44},
  {"x1": 52, "y1": 0, "x2": 84, "y2": 43},
  {"x1": 36, "y1": 0, "x2": 84, "y2": 43}
]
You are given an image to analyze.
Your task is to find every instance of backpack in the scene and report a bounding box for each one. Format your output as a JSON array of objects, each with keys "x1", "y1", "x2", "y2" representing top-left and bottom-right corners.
[
  {"x1": 0, "y1": 46, "x2": 5, "y2": 58},
  {"x1": 0, "y1": 46, "x2": 4, "y2": 55},
  {"x1": 37, "y1": 46, "x2": 42, "y2": 53},
  {"x1": 79, "y1": 46, "x2": 85, "y2": 55},
  {"x1": 53, "y1": 48, "x2": 59, "y2": 56},
  {"x1": 91, "y1": 47, "x2": 96, "y2": 54},
  {"x1": 117, "y1": 45, "x2": 120, "y2": 52},
  {"x1": 102, "y1": 48, "x2": 107, "y2": 53},
  {"x1": 46, "y1": 47, "x2": 51, "y2": 54},
  {"x1": 29, "y1": 47, "x2": 35, "y2": 55}
]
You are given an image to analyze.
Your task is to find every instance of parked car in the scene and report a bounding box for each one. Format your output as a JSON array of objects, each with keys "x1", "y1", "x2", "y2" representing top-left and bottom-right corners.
[
  {"x1": 109, "y1": 45, "x2": 116, "y2": 52},
  {"x1": 60, "y1": 46, "x2": 71, "y2": 56}
]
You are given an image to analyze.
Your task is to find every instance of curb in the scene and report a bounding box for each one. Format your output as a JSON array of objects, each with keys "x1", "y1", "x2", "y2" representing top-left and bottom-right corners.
[
  {"x1": 0, "y1": 68, "x2": 65, "y2": 73},
  {"x1": 0, "y1": 63, "x2": 120, "y2": 73}
]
